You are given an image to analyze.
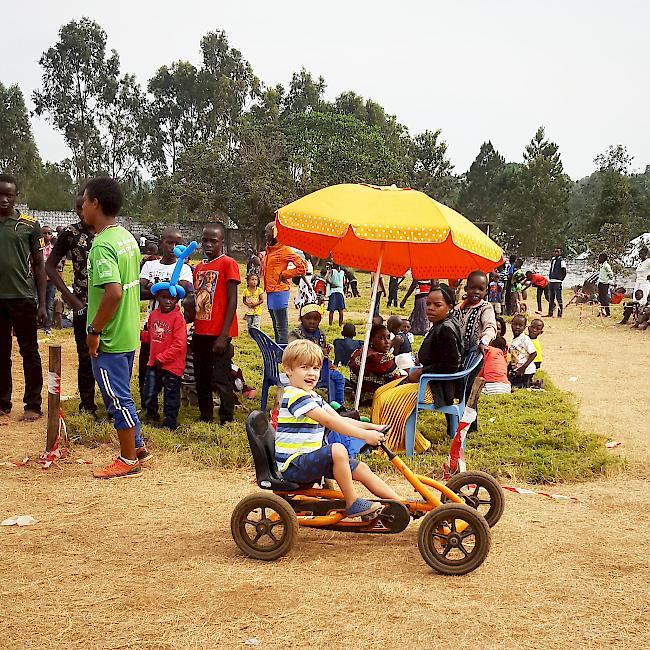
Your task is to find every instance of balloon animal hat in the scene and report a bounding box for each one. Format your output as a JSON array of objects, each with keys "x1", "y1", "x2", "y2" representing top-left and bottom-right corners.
[{"x1": 150, "y1": 241, "x2": 198, "y2": 299}]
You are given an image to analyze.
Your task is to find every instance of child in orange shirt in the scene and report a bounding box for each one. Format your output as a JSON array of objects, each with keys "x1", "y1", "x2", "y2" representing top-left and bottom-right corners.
[{"x1": 480, "y1": 336, "x2": 511, "y2": 395}]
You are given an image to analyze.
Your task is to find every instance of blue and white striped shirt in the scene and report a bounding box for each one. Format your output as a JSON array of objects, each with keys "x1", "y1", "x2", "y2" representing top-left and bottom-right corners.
[{"x1": 275, "y1": 386, "x2": 331, "y2": 471}]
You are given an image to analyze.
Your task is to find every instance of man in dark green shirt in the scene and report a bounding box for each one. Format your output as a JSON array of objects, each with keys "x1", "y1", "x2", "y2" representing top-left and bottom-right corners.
[{"x1": 0, "y1": 173, "x2": 47, "y2": 422}]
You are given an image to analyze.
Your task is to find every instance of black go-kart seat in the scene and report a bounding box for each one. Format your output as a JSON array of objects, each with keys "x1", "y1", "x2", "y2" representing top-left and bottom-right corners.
[{"x1": 246, "y1": 411, "x2": 302, "y2": 491}]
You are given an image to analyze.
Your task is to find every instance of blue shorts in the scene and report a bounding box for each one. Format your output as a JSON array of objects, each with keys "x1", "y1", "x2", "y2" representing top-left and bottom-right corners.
[
  {"x1": 281, "y1": 444, "x2": 359, "y2": 484},
  {"x1": 328, "y1": 292, "x2": 345, "y2": 312},
  {"x1": 92, "y1": 351, "x2": 143, "y2": 447}
]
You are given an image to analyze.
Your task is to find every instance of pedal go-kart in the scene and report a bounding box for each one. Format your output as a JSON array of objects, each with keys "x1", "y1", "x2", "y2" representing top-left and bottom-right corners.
[{"x1": 231, "y1": 411, "x2": 504, "y2": 575}]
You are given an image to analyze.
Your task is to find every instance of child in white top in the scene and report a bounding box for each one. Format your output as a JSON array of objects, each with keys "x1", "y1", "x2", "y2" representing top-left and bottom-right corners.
[{"x1": 508, "y1": 314, "x2": 537, "y2": 388}]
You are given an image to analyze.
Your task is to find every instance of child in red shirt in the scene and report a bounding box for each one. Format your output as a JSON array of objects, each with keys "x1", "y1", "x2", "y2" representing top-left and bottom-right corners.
[
  {"x1": 140, "y1": 288, "x2": 187, "y2": 429},
  {"x1": 479, "y1": 336, "x2": 511, "y2": 395},
  {"x1": 192, "y1": 223, "x2": 241, "y2": 424}
]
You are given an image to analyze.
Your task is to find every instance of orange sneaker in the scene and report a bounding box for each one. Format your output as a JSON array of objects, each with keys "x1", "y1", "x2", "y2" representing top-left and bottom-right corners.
[{"x1": 93, "y1": 457, "x2": 142, "y2": 479}]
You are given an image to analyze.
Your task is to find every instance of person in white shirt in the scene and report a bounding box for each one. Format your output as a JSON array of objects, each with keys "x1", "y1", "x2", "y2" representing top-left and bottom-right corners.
[
  {"x1": 138, "y1": 227, "x2": 193, "y2": 396},
  {"x1": 508, "y1": 314, "x2": 537, "y2": 388},
  {"x1": 597, "y1": 252, "x2": 615, "y2": 317},
  {"x1": 634, "y1": 245, "x2": 650, "y2": 302}
]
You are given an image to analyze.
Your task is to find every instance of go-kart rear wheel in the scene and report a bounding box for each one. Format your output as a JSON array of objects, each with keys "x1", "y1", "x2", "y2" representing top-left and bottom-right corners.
[
  {"x1": 231, "y1": 493, "x2": 298, "y2": 561},
  {"x1": 443, "y1": 471, "x2": 505, "y2": 528},
  {"x1": 417, "y1": 503, "x2": 490, "y2": 575}
]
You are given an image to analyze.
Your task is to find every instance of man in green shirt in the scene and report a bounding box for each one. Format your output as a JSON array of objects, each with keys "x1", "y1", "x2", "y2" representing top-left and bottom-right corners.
[
  {"x1": 0, "y1": 173, "x2": 47, "y2": 423},
  {"x1": 82, "y1": 177, "x2": 149, "y2": 478}
]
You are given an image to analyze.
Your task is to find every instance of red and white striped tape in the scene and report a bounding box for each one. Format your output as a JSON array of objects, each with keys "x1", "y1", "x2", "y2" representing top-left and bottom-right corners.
[
  {"x1": 606, "y1": 441, "x2": 623, "y2": 449},
  {"x1": 501, "y1": 485, "x2": 579, "y2": 502},
  {"x1": 38, "y1": 410, "x2": 68, "y2": 470}
]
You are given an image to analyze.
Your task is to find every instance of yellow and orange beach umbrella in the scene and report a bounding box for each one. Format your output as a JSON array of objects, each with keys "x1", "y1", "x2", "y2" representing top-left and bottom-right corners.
[{"x1": 275, "y1": 183, "x2": 503, "y2": 408}]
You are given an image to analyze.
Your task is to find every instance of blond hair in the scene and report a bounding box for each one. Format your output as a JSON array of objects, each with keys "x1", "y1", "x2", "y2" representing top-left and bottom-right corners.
[{"x1": 282, "y1": 339, "x2": 324, "y2": 370}]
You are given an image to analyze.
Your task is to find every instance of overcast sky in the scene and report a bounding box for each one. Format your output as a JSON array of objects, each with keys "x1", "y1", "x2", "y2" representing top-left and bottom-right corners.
[{"x1": 2, "y1": 0, "x2": 648, "y2": 179}]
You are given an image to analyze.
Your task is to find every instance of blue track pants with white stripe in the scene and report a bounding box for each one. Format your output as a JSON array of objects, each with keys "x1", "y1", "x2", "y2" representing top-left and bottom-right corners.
[{"x1": 91, "y1": 351, "x2": 144, "y2": 448}]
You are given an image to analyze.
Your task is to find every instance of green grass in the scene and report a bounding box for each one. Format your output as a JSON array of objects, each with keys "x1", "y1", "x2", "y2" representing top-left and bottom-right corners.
[{"x1": 60, "y1": 262, "x2": 622, "y2": 484}]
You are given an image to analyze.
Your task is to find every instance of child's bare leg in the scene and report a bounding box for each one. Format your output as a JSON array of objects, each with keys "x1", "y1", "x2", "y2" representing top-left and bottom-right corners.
[
  {"x1": 352, "y1": 462, "x2": 400, "y2": 500},
  {"x1": 338, "y1": 309, "x2": 344, "y2": 326},
  {"x1": 328, "y1": 311, "x2": 334, "y2": 326},
  {"x1": 331, "y1": 443, "x2": 358, "y2": 507}
]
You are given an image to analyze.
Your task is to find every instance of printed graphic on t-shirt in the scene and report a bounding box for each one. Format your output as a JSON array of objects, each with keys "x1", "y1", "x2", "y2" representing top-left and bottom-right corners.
[
  {"x1": 151, "y1": 318, "x2": 172, "y2": 342},
  {"x1": 195, "y1": 269, "x2": 219, "y2": 321}
]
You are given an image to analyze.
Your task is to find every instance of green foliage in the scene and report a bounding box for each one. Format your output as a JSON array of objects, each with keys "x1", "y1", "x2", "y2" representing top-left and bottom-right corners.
[
  {"x1": 586, "y1": 222, "x2": 629, "y2": 273},
  {"x1": 65, "y1": 308, "x2": 620, "y2": 482},
  {"x1": 366, "y1": 372, "x2": 620, "y2": 483},
  {"x1": 153, "y1": 135, "x2": 236, "y2": 221},
  {"x1": 284, "y1": 112, "x2": 411, "y2": 194},
  {"x1": 25, "y1": 162, "x2": 74, "y2": 211},
  {"x1": 593, "y1": 145, "x2": 632, "y2": 231},
  {"x1": 457, "y1": 141, "x2": 506, "y2": 222},
  {"x1": 410, "y1": 129, "x2": 459, "y2": 205},
  {"x1": 32, "y1": 17, "x2": 144, "y2": 183},
  {"x1": 20, "y1": 15, "x2": 650, "y2": 250},
  {"x1": 498, "y1": 127, "x2": 570, "y2": 256},
  {"x1": 0, "y1": 82, "x2": 40, "y2": 187}
]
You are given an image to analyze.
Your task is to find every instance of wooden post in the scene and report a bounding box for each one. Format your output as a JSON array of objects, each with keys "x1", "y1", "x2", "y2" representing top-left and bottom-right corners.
[
  {"x1": 466, "y1": 376, "x2": 486, "y2": 411},
  {"x1": 45, "y1": 344, "x2": 62, "y2": 452}
]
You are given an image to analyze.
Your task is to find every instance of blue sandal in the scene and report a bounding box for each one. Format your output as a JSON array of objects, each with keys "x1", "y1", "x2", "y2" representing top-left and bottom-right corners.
[{"x1": 346, "y1": 499, "x2": 382, "y2": 518}]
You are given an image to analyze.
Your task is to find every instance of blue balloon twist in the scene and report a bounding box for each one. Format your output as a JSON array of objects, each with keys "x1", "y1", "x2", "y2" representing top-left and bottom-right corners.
[{"x1": 150, "y1": 241, "x2": 198, "y2": 299}]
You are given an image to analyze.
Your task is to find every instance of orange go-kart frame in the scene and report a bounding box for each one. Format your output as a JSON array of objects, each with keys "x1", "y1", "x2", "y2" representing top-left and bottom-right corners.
[{"x1": 275, "y1": 441, "x2": 463, "y2": 531}]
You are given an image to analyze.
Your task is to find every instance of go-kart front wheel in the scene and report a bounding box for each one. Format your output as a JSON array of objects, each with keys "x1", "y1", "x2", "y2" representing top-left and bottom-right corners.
[
  {"x1": 443, "y1": 471, "x2": 505, "y2": 528},
  {"x1": 417, "y1": 503, "x2": 490, "y2": 575},
  {"x1": 231, "y1": 493, "x2": 298, "y2": 561}
]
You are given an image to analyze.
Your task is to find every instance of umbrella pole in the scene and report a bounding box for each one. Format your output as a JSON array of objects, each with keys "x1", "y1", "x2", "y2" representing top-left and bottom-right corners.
[{"x1": 353, "y1": 246, "x2": 384, "y2": 410}]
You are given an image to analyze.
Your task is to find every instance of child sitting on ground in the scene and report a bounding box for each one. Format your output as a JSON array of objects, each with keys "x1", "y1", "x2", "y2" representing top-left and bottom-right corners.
[
  {"x1": 387, "y1": 315, "x2": 415, "y2": 369},
  {"x1": 140, "y1": 288, "x2": 187, "y2": 429},
  {"x1": 277, "y1": 339, "x2": 400, "y2": 518},
  {"x1": 288, "y1": 303, "x2": 346, "y2": 405},
  {"x1": 508, "y1": 314, "x2": 537, "y2": 389},
  {"x1": 333, "y1": 322, "x2": 363, "y2": 367},
  {"x1": 620, "y1": 288, "x2": 645, "y2": 325},
  {"x1": 632, "y1": 293, "x2": 650, "y2": 330},
  {"x1": 609, "y1": 286, "x2": 626, "y2": 305},
  {"x1": 400, "y1": 318, "x2": 415, "y2": 345},
  {"x1": 349, "y1": 324, "x2": 403, "y2": 404},
  {"x1": 480, "y1": 336, "x2": 511, "y2": 395},
  {"x1": 242, "y1": 272, "x2": 264, "y2": 331}
]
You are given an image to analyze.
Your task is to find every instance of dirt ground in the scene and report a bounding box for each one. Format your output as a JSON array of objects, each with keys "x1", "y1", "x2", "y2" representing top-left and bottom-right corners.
[{"x1": 1, "y1": 303, "x2": 649, "y2": 649}]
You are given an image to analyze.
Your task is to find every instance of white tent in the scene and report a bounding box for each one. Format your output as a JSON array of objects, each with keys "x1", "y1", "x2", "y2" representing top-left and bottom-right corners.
[{"x1": 622, "y1": 233, "x2": 650, "y2": 267}]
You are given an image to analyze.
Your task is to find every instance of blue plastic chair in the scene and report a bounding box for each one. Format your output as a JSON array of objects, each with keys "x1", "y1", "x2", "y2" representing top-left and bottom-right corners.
[
  {"x1": 249, "y1": 328, "x2": 335, "y2": 411},
  {"x1": 249, "y1": 328, "x2": 286, "y2": 411},
  {"x1": 403, "y1": 348, "x2": 484, "y2": 457}
]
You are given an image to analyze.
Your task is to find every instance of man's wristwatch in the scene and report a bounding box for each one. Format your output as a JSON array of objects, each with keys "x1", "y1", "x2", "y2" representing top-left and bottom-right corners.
[{"x1": 87, "y1": 324, "x2": 102, "y2": 336}]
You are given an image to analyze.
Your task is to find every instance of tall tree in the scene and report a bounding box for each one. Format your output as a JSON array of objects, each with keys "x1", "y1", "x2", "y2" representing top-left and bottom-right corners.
[
  {"x1": 0, "y1": 82, "x2": 41, "y2": 186},
  {"x1": 232, "y1": 120, "x2": 294, "y2": 244},
  {"x1": 153, "y1": 135, "x2": 236, "y2": 221},
  {"x1": 98, "y1": 73, "x2": 147, "y2": 182},
  {"x1": 628, "y1": 167, "x2": 650, "y2": 238},
  {"x1": 146, "y1": 61, "x2": 209, "y2": 175},
  {"x1": 32, "y1": 18, "x2": 117, "y2": 180},
  {"x1": 593, "y1": 144, "x2": 632, "y2": 232},
  {"x1": 457, "y1": 141, "x2": 506, "y2": 222},
  {"x1": 282, "y1": 69, "x2": 328, "y2": 115},
  {"x1": 283, "y1": 112, "x2": 409, "y2": 194},
  {"x1": 25, "y1": 162, "x2": 74, "y2": 211},
  {"x1": 499, "y1": 127, "x2": 570, "y2": 256},
  {"x1": 200, "y1": 30, "x2": 260, "y2": 135},
  {"x1": 410, "y1": 130, "x2": 458, "y2": 205}
]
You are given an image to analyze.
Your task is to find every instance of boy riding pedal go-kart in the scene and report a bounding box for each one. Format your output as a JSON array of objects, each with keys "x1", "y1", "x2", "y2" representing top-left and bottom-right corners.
[{"x1": 231, "y1": 340, "x2": 505, "y2": 575}]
